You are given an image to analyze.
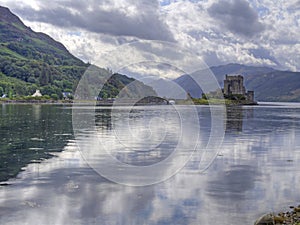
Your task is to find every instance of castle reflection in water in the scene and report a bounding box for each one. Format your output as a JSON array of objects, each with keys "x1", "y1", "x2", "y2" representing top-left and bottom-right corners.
[{"x1": 226, "y1": 106, "x2": 254, "y2": 133}]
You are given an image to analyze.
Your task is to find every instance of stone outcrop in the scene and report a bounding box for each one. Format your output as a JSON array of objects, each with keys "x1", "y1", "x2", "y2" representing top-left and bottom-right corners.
[{"x1": 255, "y1": 206, "x2": 300, "y2": 225}]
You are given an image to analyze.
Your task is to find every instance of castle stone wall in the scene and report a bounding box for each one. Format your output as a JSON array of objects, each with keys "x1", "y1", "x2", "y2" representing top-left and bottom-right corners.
[{"x1": 224, "y1": 75, "x2": 246, "y2": 96}]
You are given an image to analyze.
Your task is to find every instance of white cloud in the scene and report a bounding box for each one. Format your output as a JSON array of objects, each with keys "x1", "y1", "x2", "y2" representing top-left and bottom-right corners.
[
  {"x1": 0, "y1": 0, "x2": 299, "y2": 72},
  {"x1": 2, "y1": 0, "x2": 174, "y2": 41},
  {"x1": 161, "y1": 0, "x2": 299, "y2": 70},
  {"x1": 208, "y1": 0, "x2": 266, "y2": 37}
]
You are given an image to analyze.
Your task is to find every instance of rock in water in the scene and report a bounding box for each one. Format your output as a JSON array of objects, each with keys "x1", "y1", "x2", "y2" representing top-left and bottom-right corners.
[{"x1": 254, "y1": 214, "x2": 274, "y2": 225}]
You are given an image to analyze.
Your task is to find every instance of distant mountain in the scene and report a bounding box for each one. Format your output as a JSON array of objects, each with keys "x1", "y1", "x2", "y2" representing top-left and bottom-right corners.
[
  {"x1": 0, "y1": 6, "x2": 155, "y2": 99},
  {"x1": 209, "y1": 63, "x2": 275, "y2": 82},
  {"x1": 82, "y1": 66, "x2": 157, "y2": 100},
  {"x1": 174, "y1": 63, "x2": 300, "y2": 102},
  {"x1": 142, "y1": 78, "x2": 187, "y2": 99},
  {"x1": 173, "y1": 75, "x2": 202, "y2": 98}
]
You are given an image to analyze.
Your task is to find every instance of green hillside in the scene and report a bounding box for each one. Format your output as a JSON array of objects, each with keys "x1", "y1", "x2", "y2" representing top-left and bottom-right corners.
[
  {"x1": 0, "y1": 6, "x2": 156, "y2": 100},
  {"x1": 0, "y1": 6, "x2": 88, "y2": 98}
]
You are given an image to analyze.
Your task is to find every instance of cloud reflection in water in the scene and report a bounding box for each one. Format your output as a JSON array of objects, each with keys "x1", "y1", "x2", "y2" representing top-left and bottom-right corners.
[{"x1": 1, "y1": 105, "x2": 300, "y2": 224}]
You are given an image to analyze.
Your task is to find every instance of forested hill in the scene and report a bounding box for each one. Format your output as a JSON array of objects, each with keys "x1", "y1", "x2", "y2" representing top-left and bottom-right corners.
[
  {"x1": 0, "y1": 6, "x2": 89, "y2": 98},
  {"x1": 0, "y1": 6, "x2": 156, "y2": 99}
]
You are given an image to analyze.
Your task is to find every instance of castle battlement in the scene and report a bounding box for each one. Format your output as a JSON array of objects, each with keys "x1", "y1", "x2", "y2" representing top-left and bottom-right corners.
[{"x1": 223, "y1": 75, "x2": 254, "y2": 102}]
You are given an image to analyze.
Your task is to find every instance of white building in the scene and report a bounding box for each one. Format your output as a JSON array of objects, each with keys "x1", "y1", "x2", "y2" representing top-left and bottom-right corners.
[{"x1": 32, "y1": 90, "x2": 42, "y2": 97}]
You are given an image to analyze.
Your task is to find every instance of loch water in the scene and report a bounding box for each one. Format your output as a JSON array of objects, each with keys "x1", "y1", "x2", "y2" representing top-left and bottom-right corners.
[{"x1": 0, "y1": 103, "x2": 300, "y2": 225}]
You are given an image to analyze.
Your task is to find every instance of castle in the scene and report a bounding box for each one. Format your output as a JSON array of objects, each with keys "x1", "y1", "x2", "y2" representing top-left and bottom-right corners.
[{"x1": 223, "y1": 75, "x2": 254, "y2": 102}]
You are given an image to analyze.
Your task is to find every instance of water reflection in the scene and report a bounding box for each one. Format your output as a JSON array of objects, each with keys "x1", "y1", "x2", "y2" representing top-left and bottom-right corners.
[
  {"x1": 75, "y1": 105, "x2": 206, "y2": 186},
  {"x1": 207, "y1": 165, "x2": 259, "y2": 199},
  {"x1": 226, "y1": 106, "x2": 254, "y2": 133},
  {"x1": 96, "y1": 106, "x2": 181, "y2": 166},
  {"x1": 0, "y1": 104, "x2": 73, "y2": 182},
  {"x1": 1, "y1": 104, "x2": 300, "y2": 224},
  {"x1": 95, "y1": 107, "x2": 113, "y2": 130},
  {"x1": 226, "y1": 106, "x2": 244, "y2": 133},
  {"x1": 32, "y1": 105, "x2": 41, "y2": 121}
]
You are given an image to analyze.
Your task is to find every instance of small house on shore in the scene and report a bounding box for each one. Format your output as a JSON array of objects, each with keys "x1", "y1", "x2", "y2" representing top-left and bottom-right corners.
[{"x1": 32, "y1": 90, "x2": 42, "y2": 97}]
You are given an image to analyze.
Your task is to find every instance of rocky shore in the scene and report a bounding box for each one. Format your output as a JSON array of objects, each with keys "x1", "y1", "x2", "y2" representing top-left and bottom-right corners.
[
  {"x1": 0, "y1": 99, "x2": 73, "y2": 104},
  {"x1": 255, "y1": 206, "x2": 300, "y2": 225}
]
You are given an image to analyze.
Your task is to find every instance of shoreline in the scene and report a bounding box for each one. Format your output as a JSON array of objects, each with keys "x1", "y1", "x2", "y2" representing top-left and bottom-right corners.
[
  {"x1": 0, "y1": 100, "x2": 259, "y2": 106},
  {"x1": 2, "y1": 99, "x2": 300, "y2": 107},
  {"x1": 0, "y1": 99, "x2": 73, "y2": 104},
  {"x1": 255, "y1": 205, "x2": 300, "y2": 225}
]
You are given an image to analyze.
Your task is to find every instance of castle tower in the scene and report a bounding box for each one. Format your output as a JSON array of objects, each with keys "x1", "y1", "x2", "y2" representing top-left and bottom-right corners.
[{"x1": 224, "y1": 75, "x2": 246, "y2": 96}]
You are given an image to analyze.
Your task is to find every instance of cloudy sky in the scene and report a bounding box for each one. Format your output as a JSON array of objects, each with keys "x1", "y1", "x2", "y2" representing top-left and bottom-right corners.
[{"x1": 0, "y1": 0, "x2": 299, "y2": 72}]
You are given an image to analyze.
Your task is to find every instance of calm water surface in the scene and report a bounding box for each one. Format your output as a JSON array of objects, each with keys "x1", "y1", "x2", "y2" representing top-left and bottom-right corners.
[{"x1": 0, "y1": 103, "x2": 300, "y2": 225}]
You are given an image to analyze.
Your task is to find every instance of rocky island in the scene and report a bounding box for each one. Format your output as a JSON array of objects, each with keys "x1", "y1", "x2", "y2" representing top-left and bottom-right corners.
[{"x1": 190, "y1": 74, "x2": 258, "y2": 105}]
